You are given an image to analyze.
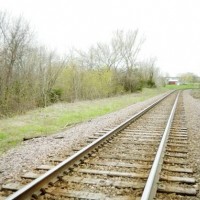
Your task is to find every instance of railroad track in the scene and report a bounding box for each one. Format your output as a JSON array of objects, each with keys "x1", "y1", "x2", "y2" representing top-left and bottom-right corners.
[{"x1": 0, "y1": 91, "x2": 198, "y2": 200}]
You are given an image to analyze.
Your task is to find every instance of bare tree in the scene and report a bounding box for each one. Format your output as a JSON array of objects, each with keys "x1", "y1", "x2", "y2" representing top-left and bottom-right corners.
[
  {"x1": 112, "y1": 30, "x2": 144, "y2": 91},
  {"x1": 0, "y1": 12, "x2": 67, "y2": 115},
  {"x1": 138, "y1": 58, "x2": 160, "y2": 87},
  {"x1": 35, "y1": 47, "x2": 67, "y2": 107},
  {"x1": 0, "y1": 12, "x2": 32, "y2": 103}
]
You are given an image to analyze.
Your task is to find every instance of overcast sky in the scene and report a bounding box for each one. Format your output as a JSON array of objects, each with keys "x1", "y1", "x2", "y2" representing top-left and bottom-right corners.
[{"x1": 0, "y1": 0, "x2": 200, "y2": 76}]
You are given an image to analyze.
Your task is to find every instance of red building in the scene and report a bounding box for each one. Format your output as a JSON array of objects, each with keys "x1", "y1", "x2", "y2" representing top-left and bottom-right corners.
[{"x1": 166, "y1": 77, "x2": 180, "y2": 85}]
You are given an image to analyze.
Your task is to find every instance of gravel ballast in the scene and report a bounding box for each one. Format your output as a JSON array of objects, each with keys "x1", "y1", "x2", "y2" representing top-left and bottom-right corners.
[
  {"x1": 183, "y1": 90, "x2": 200, "y2": 199},
  {"x1": 0, "y1": 90, "x2": 199, "y2": 199}
]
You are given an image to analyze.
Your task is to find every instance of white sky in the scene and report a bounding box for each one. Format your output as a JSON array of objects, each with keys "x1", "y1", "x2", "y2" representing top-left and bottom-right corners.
[{"x1": 0, "y1": 0, "x2": 200, "y2": 76}]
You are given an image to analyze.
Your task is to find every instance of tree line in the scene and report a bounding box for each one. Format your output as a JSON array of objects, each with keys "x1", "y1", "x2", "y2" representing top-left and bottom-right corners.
[{"x1": 0, "y1": 12, "x2": 162, "y2": 117}]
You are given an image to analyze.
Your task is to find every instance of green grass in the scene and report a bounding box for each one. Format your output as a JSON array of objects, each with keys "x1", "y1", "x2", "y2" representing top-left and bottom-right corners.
[
  {"x1": 0, "y1": 87, "x2": 168, "y2": 155},
  {"x1": 165, "y1": 83, "x2": 199, "y2": 90}
]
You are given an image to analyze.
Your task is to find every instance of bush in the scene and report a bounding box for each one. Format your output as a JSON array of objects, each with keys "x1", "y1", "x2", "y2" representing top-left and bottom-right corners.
[{"x1": 49, "y1": 88, "x2": 63, "y2": 103}]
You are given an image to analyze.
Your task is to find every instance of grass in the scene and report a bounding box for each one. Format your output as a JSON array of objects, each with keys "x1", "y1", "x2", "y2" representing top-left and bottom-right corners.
[
  {"x1": 0, "y1": 87, "x2": 169, "y2": 155},
  {"x1": 165, "y1": 83, "x2": 200, "y2": 90}
]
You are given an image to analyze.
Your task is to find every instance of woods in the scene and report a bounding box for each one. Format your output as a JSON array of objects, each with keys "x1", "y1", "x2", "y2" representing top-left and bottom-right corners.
[
  {"x1": 0, "y1": 12, "x2": 161, "y2": 117},
  {"x1": 55, "y1": 30, "x2": 162, "y2": 102},
  {"x1": 0, "y1": 12, "x2": 66, "y2": 116}
]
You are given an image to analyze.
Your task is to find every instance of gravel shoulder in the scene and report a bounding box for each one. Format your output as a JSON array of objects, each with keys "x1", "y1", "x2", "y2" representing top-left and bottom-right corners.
[{"x1": 183, "y1": 90, "x2": 200, "y2": 199}]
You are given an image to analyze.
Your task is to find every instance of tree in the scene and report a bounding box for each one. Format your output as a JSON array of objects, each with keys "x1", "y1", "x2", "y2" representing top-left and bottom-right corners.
[
  {"x1": 138, "y1": 58, "x2": 159, "y2": 88},
  {"x1": 0, "y1": 12, "x2": 33, "y2": 112},
  {"x1": 0, "y1": 12, "x2": 67, "y2": 116},
  {"x1": 34, "y1": 47, "x2": 67, "y2": 107},
  {"x1": 76, "y1": 30, "x2": 144, "y2": 92},
  {"x1": 179, "y1": 72, "x2": 199, "y2": 84},
  {"x1": 112, "y1": 30, "x2": 144, "y2": 91}
]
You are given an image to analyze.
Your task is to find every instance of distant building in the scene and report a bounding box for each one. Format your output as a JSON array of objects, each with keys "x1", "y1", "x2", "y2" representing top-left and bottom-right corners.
[{"x1": 165, "y1": 77, "x2": 180, "y2": 85}]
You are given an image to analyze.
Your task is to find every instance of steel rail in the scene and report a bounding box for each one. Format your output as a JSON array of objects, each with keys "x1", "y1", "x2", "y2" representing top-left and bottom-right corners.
[
  {"x1": 6, "y1": 91, "x2": 175, "y2": 200},
  {"x1": 141, "y1": 91, "x2": 180, "y2": 200}
]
